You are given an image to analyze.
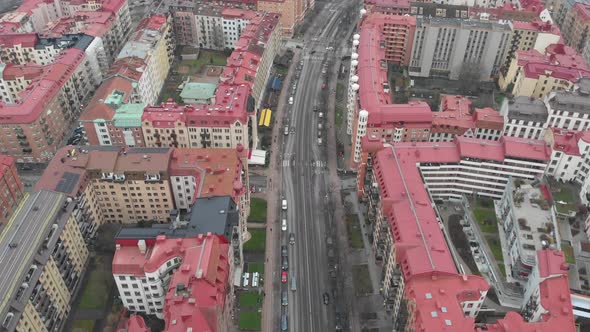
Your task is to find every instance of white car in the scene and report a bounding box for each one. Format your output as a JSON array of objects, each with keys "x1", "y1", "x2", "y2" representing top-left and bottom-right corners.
[
  {"x1": 282, "y1": 219, "x2": 287, "y2": 231},
  {"x1": 282, "y1": 199, "x2": 287, "y2": 210},
  {"x1": 288, "y1": 96, "x2": 294, "y2": 105}
]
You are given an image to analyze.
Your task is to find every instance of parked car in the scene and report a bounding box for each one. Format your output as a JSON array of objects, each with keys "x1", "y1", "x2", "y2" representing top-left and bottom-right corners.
[
  {"x1": 282, "y1": 199, "x2": 287, "y2": 210},
  {"x1": 281, "y1": 245, "x2": 288, "y2": 257},
  {"x1": 281, "y1": 271, "x2": 288, "y2": 283},
  {"x1": 282, "y1": 291, "x2": 288, "y2": 306},
  {"x1": 323, "y1": 292, "x2": 330, "y2": 305},
  {"x1": 281, "y1": 314, "x2": 288, "y2": 331},
  {"x1": 288, "y1": 96, "x2": 294, "y2": 105},
  {"x1": 289, "y1": 233, "x2": 295, "y2": 245},
  {"x1": 282, "y1": 256, "x2": 289, "y2": 270},
  {"x1": 282, "y1": 219, "x2": 287, "y2": 231},
  {"x1": 322, "y1": 83, "x2": 326, "y2": 89}
]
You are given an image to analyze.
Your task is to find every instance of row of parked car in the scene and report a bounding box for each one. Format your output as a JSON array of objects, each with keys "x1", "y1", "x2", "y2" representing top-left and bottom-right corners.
[{"x1": 67, "y1": 127, "x2": 84, "y2": 145}]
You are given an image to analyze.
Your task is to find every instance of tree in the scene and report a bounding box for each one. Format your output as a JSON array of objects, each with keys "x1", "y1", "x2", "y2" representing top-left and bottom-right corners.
[{"x1": 457, "y1": 61, "x2": 483, "y2": 95}]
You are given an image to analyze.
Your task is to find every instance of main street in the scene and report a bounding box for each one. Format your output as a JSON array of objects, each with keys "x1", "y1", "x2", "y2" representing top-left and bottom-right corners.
[{"x1": 264, "y1": 0, "x2": 360, "y2": 331}]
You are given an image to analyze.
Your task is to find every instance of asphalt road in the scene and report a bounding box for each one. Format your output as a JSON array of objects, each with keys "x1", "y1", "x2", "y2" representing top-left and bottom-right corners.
[{"x1": 277, "y1": 1, "x2": 357, "y2": 331}]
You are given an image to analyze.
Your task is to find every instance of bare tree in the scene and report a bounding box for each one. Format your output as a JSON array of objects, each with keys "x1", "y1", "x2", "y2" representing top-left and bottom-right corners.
[{"x1": 457, "y1": 61, "x2": 483, "y2": 95}]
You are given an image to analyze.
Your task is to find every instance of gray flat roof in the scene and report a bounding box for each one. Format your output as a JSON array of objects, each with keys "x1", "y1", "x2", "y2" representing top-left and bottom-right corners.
[
  {"x1": 0, "y1": 190, "x2": 66, "y2": 315},
  {"x1": 116, "y1": 196, "x2": 238, "y2": 241},
  {"x1": 507, "y1": 97, "x2": 548, "y2": 122}
]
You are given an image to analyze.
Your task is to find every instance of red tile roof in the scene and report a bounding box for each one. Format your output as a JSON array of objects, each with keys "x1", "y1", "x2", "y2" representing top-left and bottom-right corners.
[
  {"x1": 0, "y1": 48, "x2": 86, "y2": 124},
  {"x1": 357, "y1": 14, "x2": 424, "y2": 127},
  {"x1": 549, "y1": 128, "x2": 582, "y2": 156},
  {"x1": 479, "y1": 250, "x2": 573, "y2": 332},
  {"x1": 117, "y1": 315, "x2": 150, "y2": 332},
  {"x1": 169, "y1": 147, "x2": 246, "y2": 202},
  {"x1": 368, "y1": 140, "x2": 570, "y2": 332},
  {"x1": 512, "y1": 20, "x2": 561, "y2": 35},
  {"x1": 474, "y1": 107, "x2": 504, "y2": 131},
  {"x1": 1, "y1": 63, "x2": 45, "y2": 81},
  {"x1": 573, "y1": 2, "x2": 590, "y2": 21},
  {"x1": 406, "y1": 274, "x2": 489, "y2": 331},
  {"x1": 79, "y1": 76, "x2": 136, "y2": 121},
  {"x1": 517, "y1": 44, "x2": 590, "y2": 81},
  {"x1": 0, "y1": 33, "x2": 38, "y2": 48},
  {"x1": 113, "y1": 234, "x2": 230, "y2": 332}
]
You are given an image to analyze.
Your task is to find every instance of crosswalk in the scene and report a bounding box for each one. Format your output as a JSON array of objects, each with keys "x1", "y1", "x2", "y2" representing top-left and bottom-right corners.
[{"x1": 282, "y1": 160, "x2": 326, "y2": 168}]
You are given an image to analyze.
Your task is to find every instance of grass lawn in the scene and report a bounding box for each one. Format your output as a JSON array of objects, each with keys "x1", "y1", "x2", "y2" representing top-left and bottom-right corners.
[
  {"x1": 346, "y1": 215, "x2": 364, "y2": 249},
  {"x1": 248, "y1": 198, "x2": 267, "y2": 223},
  {"x1": 486, "y1": 236, "x2": 504, "y2": 263},
  {"x1": 238, "y1": 311, "x2": 262, "y2": 331},
  {"x1": 182, "y1": 50, "x2": 227, "y2": 73},
  {"x1": 248, "y1": 261, "x2": 265, "y2": 274},
  {"x1": 239, "y1": 291, "x2": 263, "y2": 308},
  {"x1": 352, "y1": 264, "x2": 373, "y2": 296},
  {"x1": 473, "y1": 207, "x2": 498, "y2": 233},
  {"x1": 71, "y1": 320, "x2": 95, "y2": 332},
  {"x1": 244, "y1": 229, "x2": 266, "y2": 252},
  {"x1": 78, "y1": 256, "x2": 112, "y2": 310},
  {"x1": 336, "y1": 83, "x2": 345, "y2": 98},
  {"x1": 335, "y1": 105, "x2": 345, "y2": 128},
  {"x1": 552, "y1": 187, "x2": 577, "y2": 215},
  {"x1": 561, "y1": 242, "x2": 576, "y2": 264},
  {"x1": 275, "y1": 65, "x2": 288, "y2": 75}
]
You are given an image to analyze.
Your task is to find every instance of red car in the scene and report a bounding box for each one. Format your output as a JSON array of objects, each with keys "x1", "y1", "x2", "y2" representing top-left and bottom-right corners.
[
  {"x1": 322, "y1": 83, "x2": 326, "y2": 89},
  {"x1": 281, "y1": 271, "x2": 288, "y2": 283}
]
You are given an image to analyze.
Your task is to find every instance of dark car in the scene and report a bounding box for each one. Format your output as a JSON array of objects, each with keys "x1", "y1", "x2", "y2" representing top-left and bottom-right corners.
[
  {"x1": 323, "y1": 292, "x2": 329, "y2": 305},
  {"x1": 282, "y1": 256, "x2": 289, "y2": 270},
  {"x1": 289, "y1": 233, "x2": 295, "y2": 245},
  {"x1": 281, "y1": 245, "x2": 288, "y2": 257}
]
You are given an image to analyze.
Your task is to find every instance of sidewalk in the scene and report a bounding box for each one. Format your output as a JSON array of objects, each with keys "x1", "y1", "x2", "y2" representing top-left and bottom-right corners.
[
  {"x1": 261, "y1": 48, "x2": 301, "y2": 332},
  {"x1": 326, "y1": 44, "x2": 361, "y2": 332}
]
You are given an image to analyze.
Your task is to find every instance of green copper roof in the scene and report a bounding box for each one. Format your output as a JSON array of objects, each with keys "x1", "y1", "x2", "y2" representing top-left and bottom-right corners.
[
  {"x1": 113, "y1": 103, "x2": 145, "y2": 128},
  {"x1": 180, "y1": 82, "x2": 217, "y2": 101}
]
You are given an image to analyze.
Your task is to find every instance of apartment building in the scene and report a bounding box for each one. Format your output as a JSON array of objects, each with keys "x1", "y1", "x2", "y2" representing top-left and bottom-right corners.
[
  {"x1": 257, "y1": 0, "x2": 311, "y2": 36},
  {"x1": 410, "y1": 2, "x2": 468, "y2": 18},
  {"x1": 430, "y1": 95, "x2": 504, "y2": 142},
  {"x1": 35, "y1": 146, "x2": 176, "y2": 225},
  {"x1": 502, "y1": 96, "x2": 549, "y2": 139},
  {"x1": 0, "y1": 48, "x2": 101, "y2": 162},
  {"x1": 545, "y1": 79, "x2": 590, "y2": 132},
  {"x1": 408, "y1": 17, "x2": 512, "y2": 81},
  {"x1": 543, "y1": 128, "x2": 590, "y2": 206},
  {"x1": 112, "y1": 233, "x2": 230, "y2": 331},
  {"x1": 521, "y1": 249, "x2": 572, "y2": 322},
  {"x1": 0, "y1": 155, "x2": 24, "y2": 225},
  {"x1": 113, "y1": 14, "x2": 174, "y2": 106},
  {"x1": 0, "y1": 190, "x2": 89, "y2": 332},
  {"x1": 561, "y1": 2, "x2": 590, "y2": 52},
  {"x1": 79, "y1": 76, "x2": 145, "y2": 147},
  {"x1": 357, "y1": 140, "x2": 574, "y2": 331},
  {"x1": 504, "y1": 20, "x2": 562, "y2": 65},
  {"x1": 496, "y1": 178, "x2": 560, "y2": 280},
  {"x1": 220, "y1": 11, "x2": 281, "y2": 111},
  {"x1": 468, "y1": 2, "x2": 546, "y2": 22},
  {"x1": 499, "y1": 43, "x2": 590, "y2": 99},
  {"x1": 141, "y1": 87, "x2": 253, "y2": 149},
  {"x1": 364, "y1": 0, "x2": 411, "y2": 15},
  {"x1": 0, "y1": 0, "x2": 131, "y2": 49},
  {"x1": 347, "y1": 14, "x2": 430, "y2": 169}
]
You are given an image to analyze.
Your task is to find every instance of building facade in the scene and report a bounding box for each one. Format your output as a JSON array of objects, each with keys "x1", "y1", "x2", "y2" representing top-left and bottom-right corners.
[
  {"x1": 430, "y1": 95, "x2": 504, "y2": 142},
  {"x1": 356, "y1": 139, "x2": 574, "y2": 331},
  {"x1": 112, "y1": 233, "x2": 231, "y2": 331},
  {"x1": 499, "y1": 43, "x2": 590, "y2": 99},
  {"x1": 561, "y1": 2, "x2": 590, "y2": 52},
  {"x1": 0, "y1": 190, "x2": 89, "y2": 332},
  {"x1": 495, "y1": 178, "x2": 560, "y2": 280},
  {"x1": 408, "y1": 17, "x2": 512, "y2": 81},
  {"x1": 0, "y1": 155, "x2": 24, "y2": 225}
]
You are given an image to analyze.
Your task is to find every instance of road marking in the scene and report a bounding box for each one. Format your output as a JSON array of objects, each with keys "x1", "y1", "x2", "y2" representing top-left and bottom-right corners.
[{"x1": 0, "y1": 192, "x2": 30, "y2": 243}]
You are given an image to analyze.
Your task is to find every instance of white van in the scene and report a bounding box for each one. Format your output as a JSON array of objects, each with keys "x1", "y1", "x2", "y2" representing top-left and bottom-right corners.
[
  {"x1": 284, "y1": 126, "x2": 289, "y2": 135},
  {"x1": 288, "y1": 97, "x2": 294, "y2": 105},
  {"x1": 282, "y1": 199, "x2": 287, "y2": 210}
]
